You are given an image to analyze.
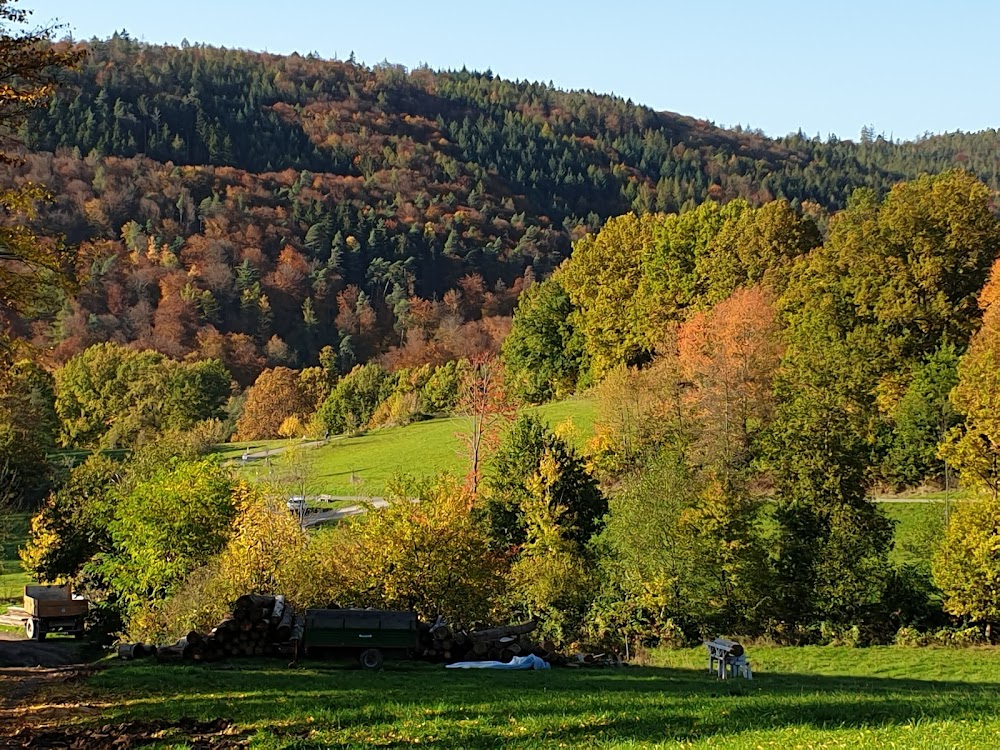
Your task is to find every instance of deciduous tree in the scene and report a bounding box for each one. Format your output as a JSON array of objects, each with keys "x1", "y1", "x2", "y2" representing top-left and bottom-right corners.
[
  {"x1": 502, "y1": 278, "x2": 587, "y2": 403},
  {"x1": 232, "y1": 366, "x2": 312, "y2": 441}
]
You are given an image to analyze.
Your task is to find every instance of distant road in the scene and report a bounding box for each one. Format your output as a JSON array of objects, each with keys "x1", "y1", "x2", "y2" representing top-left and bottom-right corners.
[
  {"x1": 239, "y1": 440, "x2": 327, "y2": 461},
  {"x1": 303, "y1": 497, "x2": 388, "y2": 527}
]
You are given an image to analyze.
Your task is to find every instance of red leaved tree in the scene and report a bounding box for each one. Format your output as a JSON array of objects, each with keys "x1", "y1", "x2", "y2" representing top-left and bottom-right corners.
[
  {"x1": 456, "y1": 355, "x2": 517, "y2": 499},
  {"x1": 676, "y1": 286, "x2": 783, "y2": 470}
]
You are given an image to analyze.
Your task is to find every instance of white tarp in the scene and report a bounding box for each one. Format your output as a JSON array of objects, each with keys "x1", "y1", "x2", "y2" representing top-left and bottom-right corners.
[{"x1": 445, "y1": 654, "x2": 550, "y2": 670}]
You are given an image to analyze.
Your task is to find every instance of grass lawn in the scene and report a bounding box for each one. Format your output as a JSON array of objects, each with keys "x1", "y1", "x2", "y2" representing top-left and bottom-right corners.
[
  {"x1": 46, "y1": 645, "x2": 1000, "y2": 748},
  {"x1": 1, "y1": 511, "x2": 30, "y2": 606},
  {"x1": 238, "y1": 398, "x2": 596, "y2": 497},
  {"x1": 882, "y1": 501, "x2": 947, "y2": 568}
]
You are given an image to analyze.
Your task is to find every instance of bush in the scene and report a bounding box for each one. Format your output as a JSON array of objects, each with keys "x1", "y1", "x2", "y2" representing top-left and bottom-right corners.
[
  {"x1": 420, "y1": 361, "x2": 463, "y2": 414},
  {"x1": 97, "y1": 460, "x2": 238, "y2": 631},
  {"x1": 951, "y1": 626, "x2": 987, "y2": 647},
  {"x1": 315, "y1": 363, "x2": 391, "y2": 435},
  {"x1": 894, "y1": 626, "x2": 924, "y2": 647},
  {"x1": 369, "y1": 390, "x2": 419, "y2": 429},
  {"x1": 933, "y1": 492, "x2": 1000, "y2": 626},
  {"x1": 282, "y1": 475, "x2": 507, "y2": 626}
]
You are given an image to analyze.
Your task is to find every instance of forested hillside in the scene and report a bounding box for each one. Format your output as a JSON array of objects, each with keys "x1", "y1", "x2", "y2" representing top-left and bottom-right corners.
[
  {"x1": 12, "y1": 8, "x2": 1000, "y2": 662},
  {"x1": 7, "y1": 34, "x2": 1000, "y2": 373}
]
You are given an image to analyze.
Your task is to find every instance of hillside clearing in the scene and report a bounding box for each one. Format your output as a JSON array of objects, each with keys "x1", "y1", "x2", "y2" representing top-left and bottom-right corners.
[{"x1": 237, "y1": 398, "x2": 596, "y2": 497}]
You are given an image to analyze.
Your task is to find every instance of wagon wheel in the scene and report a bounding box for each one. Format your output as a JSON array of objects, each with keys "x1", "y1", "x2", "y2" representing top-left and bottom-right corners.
[
  {"x1": 25, "y1": 619, "x2": 46, "y2": 641},
  {"x1": 359, "y1": 648, "x2": 384, "y2": 671}
]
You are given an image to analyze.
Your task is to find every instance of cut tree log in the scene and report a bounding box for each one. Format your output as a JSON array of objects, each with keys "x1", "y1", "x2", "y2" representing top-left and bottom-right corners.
[
  {"x1": 270, "y1": 596, "x2": 286, "y2": 627},
  {"x1": 276, "y1": 604, "x2": 294, "y2": 641},
  {"x1": 233, "y1": 594, "x2": 275, "y2": 622},
  {"x1": 470, "y1": 620, "x2": 537, "y2": 642}
]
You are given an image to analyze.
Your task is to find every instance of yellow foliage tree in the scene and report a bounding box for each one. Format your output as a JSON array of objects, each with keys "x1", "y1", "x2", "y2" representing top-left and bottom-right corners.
[
  {"x1": 940, "y1": 258, "x2": 1000, "y2": 497},
  {"x1": 932, "y1": 492, "x2": 1000, "y2": 630},
  {"x1": 559, "y1": 212, "x2": 662, "y2": 378},
  {"x1": 157, "y1": 484, "x2": 307, "y2": 638},
  {"x1": 284, "y1": 475, "x2": 506, "y2": 625},
  {"x1": 506, "y1": 450, "x2": 595, "y2": 644}
]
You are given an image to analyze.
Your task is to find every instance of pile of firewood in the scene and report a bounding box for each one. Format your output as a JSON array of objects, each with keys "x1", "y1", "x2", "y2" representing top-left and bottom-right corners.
[
  {"x1": 120, "y1": 594, "x2": 303, "y2": 663},
  {"x1": 416, "y1": 618, "x2": 622, "y2": 667},
  {"x1": 417, "y1": 619, "x2": 551, "y2": 663}
]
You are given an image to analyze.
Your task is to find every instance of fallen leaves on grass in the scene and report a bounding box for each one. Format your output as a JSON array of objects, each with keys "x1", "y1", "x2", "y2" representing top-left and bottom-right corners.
[{"x1": 4, "y1": 717, "x2": 248, "y2": 749}]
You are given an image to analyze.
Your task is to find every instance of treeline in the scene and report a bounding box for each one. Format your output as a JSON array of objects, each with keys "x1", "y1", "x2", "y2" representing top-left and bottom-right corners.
[
  {"x1": 9, "y1": 36, "x2": 1000, "y2": 373},
  {"x1": 16, "y1": 170, "x2": 1000, "y2": 649},
  {"x1": 503, "y1": 169, "x2": 1000, "y2": 641}
]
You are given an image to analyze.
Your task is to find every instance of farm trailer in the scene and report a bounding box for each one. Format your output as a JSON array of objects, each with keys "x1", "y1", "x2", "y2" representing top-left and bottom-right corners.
[
  {"x1": 23, "y1": 584, "x2": 88, "y2": 640},
  {"x1": 301, "y1": 608, "x2": 418, "y2": 669}
]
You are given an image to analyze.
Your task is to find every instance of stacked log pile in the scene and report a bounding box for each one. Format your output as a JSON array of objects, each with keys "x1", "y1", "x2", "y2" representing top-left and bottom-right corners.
[
  {"x1": 119, "y1": 594, "x2": 302, "y2": 663},
  {"x1": 118, "y1": 597, "x2": 621, "y2": 668},
  {"x1": 416, "y1": 618, "x2": 622, "y2": 667}
]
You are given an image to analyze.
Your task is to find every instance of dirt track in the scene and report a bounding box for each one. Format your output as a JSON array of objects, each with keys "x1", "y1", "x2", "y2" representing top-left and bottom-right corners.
[{"x1": 0, "y1": 632, "x2": 86, "y2": 668}]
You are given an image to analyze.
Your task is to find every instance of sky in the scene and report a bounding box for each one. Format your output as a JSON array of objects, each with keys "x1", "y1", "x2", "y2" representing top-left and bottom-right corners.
[{"x1": 29, "y1": 0, "x2": 1000, "y2": 142}]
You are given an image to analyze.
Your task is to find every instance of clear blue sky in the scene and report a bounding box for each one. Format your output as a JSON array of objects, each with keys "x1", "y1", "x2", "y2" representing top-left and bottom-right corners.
[{"x1": 31, "y1": 0, "x2": 999, "y2": 141}]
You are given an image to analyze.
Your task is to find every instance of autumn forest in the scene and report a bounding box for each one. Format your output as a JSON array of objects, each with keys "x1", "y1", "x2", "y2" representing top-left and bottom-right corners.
[{"x1": 7, "y1": 9, "x2": 1000, "y2": 653}]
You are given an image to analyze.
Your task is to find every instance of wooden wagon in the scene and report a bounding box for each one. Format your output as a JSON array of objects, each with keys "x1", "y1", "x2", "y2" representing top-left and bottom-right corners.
[{"x1": 23, "y1": 584, "x2": 88, "y2": 640}]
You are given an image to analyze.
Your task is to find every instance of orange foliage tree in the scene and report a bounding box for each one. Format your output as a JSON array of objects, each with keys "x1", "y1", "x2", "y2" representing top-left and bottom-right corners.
[
  {"x1": 677, "y1": 286, "x2": 783, "y2": 469},
  {"x1": 457, "y1": 356, "x2": 516, "y2": 497},
  {"x1": 233, "y1": 367, "x2": 313, "y2": 441}
]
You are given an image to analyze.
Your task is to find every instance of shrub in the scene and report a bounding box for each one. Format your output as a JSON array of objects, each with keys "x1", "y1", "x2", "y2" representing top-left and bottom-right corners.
[
  {"x1": 933, "y1": 491, "x2": 1000, "y2": 626},
  {"x1": 315, "y1": 363, "x2": 391, "y2": 436},
  {"x1": 420, "y1": 360, "x2": 463, "y2": 414},
  {"x1": 894, "y1": 626, "x2": 924, "y2": 647},
  {"x1": 951, "y1": 626, "x2": 987, "y2": 647},
  {"x1": 369, "y1": 390, "x2": 420, "y2": 429},
  {"x1": 98, "y1": 460, "x2": 238, "y2": 631},
  {"x1": 282, "y1": 475, "x2": 506, "y2": 626}
]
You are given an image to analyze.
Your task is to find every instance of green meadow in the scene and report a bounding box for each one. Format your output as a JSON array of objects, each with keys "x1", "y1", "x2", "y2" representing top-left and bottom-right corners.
[
  {"x1": 237, "y1": 398, "x2": 596, "y2": 497},
  {"x1": 55, "y1": 645, "x2": 1000, "y2": 749}
]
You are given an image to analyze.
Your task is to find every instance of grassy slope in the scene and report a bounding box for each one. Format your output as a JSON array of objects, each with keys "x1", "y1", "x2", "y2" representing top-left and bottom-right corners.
[
  {"x1": 242, "y1": 399, "x2": 596, "y2": 497},
  {"x1": 882, "y1": 501, "x2": 947, "y2": 568},
  {"x1": 1, "y1": 512, "x2": 30, "y2": 605},
  {"x1": 77, "y1": 646, "x2": 1000, "y2": 749}
]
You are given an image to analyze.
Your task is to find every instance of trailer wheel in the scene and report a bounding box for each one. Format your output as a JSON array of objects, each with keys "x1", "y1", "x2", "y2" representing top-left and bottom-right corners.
[
  {"x1": 359, "y1": 648, "x2": 384, "y2": 671},
  {"x1": 25, "y1": 619, "x2": 46, "y2": 641}
]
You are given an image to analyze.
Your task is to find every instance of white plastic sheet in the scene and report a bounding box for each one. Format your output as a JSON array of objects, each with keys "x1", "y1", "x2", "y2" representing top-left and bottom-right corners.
[{"x1": 445, "y1": 654, "x2": 550, "y2": 670}]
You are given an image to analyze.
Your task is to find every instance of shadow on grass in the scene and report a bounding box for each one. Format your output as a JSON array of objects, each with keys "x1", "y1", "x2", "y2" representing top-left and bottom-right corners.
[{"x1": 81, "y1": 660, "x2": 1000, "y2": 747}]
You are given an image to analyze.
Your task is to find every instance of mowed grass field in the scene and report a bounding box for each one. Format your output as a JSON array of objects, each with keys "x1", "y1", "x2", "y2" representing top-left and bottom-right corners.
[
  {"x1": 881, "y1": 501, "x2": 947, "y2": 568},
  {"x1": 1, "y1": 511, "x2": 30, "y2": 607},
  {"x1": 56, "y1": 645, "x2": 1000, "y2": 749},
  {"x1": 237, "y1": 398, "x2": 596, "y2": 497}
]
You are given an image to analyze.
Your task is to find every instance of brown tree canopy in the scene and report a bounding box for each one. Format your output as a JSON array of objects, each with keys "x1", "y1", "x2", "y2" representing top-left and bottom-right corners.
[{"x1": 232, "y1": 367, "x2": 313, "y2": 441}]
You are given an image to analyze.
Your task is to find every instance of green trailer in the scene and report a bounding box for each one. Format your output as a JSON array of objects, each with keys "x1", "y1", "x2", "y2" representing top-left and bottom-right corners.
[{"x1": 302, "y1": 608, "x2": 418, "y2": 669}]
